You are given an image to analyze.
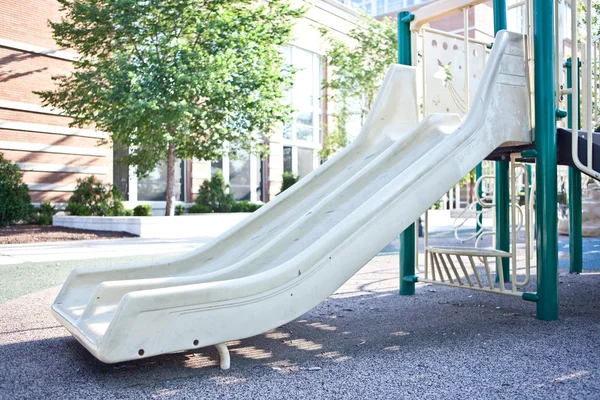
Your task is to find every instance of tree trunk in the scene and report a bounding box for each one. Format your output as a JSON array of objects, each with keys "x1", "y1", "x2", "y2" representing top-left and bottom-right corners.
[{"x1": 165, "y1": 140, "x2": 176, "y2": 216}]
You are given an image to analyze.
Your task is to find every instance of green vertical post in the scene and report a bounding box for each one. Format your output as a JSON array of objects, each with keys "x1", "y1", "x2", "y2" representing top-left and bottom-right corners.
[
  {"x1": 493, "y1": 0, "x2": 511, "y2": 283},
  {"x1": 398, "y1": 11, "x2": 416, "y2": 295},
  {"x1": 534, "y1": 0, "x2": 559, "y2": 320},
  {"x1": 566, "y1": 57, "x2": 583, "y2": 274}
]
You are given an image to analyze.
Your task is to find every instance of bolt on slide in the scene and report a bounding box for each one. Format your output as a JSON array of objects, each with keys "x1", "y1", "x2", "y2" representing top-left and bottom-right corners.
[{"x1": 52, "y1": 31, "x2": 532, "y2": 369}]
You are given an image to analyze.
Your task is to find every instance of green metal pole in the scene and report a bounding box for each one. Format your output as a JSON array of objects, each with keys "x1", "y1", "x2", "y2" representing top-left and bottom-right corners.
[
  {"x1": 397, "y1": 12, "x2": 413, "y2": 65},
  {"x1": 398, "y1": 11, "x2": 416, "y2": 296},
  {"x1": 534, "y1": 0, "x2": 559, "y2": 320},
  {"x1": 493, "y1": 0, "x2": 511, "y2": 283},
  {"x1": 493, "y1": 0, "x2": 507, "y2": 34},
  {"x1": 566, "y1": 58, "x2": 583, "y2": 274}
]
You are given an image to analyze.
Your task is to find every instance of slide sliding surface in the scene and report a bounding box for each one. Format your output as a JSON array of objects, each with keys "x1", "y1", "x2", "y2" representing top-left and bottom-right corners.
[
  {"x1": 53, "y1": 65, "x2": 420, "y2": 323},
  {"x1": 52, "y1": 31, "x2": 532, "y2": 365}
]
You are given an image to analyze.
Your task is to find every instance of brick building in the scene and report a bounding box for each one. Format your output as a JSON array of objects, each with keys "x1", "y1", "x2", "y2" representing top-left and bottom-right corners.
[{"x1": 0, "y1": 0, "x2": 111, "y2": 204}]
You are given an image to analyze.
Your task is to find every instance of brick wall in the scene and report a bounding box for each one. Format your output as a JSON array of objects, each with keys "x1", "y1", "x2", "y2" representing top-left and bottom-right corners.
[{"x1": 0, "y1": 0, "x2": 112, "y2": 204}]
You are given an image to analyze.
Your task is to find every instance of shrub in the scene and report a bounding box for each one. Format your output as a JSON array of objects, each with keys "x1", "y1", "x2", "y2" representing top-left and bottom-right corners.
[
  {"x1": 0, "y1": 153, "x2": 33, "y2": 226},
  {"x1": 195, "y1": 170, "x2": 235, "y2": 212},
  {"x1": 279, "y1": 172, "x2": 299, "y2": 194},
  {"x1": 230, "y1": 201, "x2": 245, "y2": 212},
  {"x1": 187, "y1": 204, "x2": 212, "y2": 214},
  {"x1": 31, "y1": 200, "x2": 56, "y2": 225},
  {"x1": 133, "y1": 204, "x2": 152, "y2": 217},
  {"x1": 246, "y1": 202, "x2": 263, "y2": 212},
  {"x1": 65, "y1": 202, "x2": 92, "y2": 216},
  {"x1": 231, "y1": 200, "x2": 263, "y2": 213},
  {"x1": 191, "y1": 171, "x2": 263, "y2": 214},
  {"x1": 108, "y1": 186, "x2": 129, "y2": 216},
  {"x1": 66, "y1": 176, "x2": 130, "y2": 216},
  {"x1": 36, "y1": 213, "x2": 54, "y2": 225},
  {"x1": 39, "y1": 200, "x2": 56, "y2": 216},
  {"x1": 175, "y1": 204, "x2": 186, "y2": 215}
]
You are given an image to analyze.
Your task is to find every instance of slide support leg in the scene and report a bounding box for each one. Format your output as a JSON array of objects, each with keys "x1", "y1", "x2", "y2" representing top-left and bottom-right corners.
[
  {"x1": 400, "y1": 224, "x2": 416, "y2": 295},
  {"x1": 493, "y1": 0, "x2": 510, "y2": 284},
  {"x1": 215, "y1": 343, "x2": 230, "y2": 370},
  {"x1": 397, "y1": 10, "x2": 416, "y2": 296}
]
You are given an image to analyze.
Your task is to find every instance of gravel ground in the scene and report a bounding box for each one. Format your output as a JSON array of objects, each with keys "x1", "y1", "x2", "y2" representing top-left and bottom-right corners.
[
  {"x1": 0, "y1": 225, "x2": 137, "y2": 245},
  {"x1": 0, "y1": 254, "x2": 599, "y2": 399}
]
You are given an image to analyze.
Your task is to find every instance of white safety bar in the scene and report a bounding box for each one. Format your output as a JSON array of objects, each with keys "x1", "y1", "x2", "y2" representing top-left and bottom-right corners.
[
  {"x1": 510, "y1": 153, "x2": 534, "y2": 287},
  {"x1": 452, "y1": 174, "x2": 494, "y2": 243},
  {"x1": 474, "y1": 174, "x2": 495, "y2": 208},
  {"x1": 422, "y1": 153, "x2": 535, "y2": 296},
  {"x1": 569, "y1": 0, "x2": 599, "y2": 178}
]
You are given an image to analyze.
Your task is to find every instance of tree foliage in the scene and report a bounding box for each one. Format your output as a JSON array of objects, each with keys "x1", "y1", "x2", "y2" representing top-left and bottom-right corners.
[
  {"x1": 37, "y1": 0, "x2": 304, "y2": 214},
  {"x1": 319, "y1": 15, "x2": 397, "y2": 158}
]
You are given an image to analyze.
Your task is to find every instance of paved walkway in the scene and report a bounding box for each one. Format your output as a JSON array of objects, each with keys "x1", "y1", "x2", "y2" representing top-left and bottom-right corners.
[
  {"x1": 0, "y1": 213, "x2": 486, "y2": 265},
  {"x1": 0, "y1": 237, "x2": 210, "y2": 265}
]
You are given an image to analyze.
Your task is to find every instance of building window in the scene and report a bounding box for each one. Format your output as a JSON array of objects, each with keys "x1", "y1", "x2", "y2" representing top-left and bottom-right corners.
[
  {"x1": 229, "y1": 153, "x2": 251, "y2": 200},
  {"x1": 283, "y1": 146, "x2": 293, "y2": 173},
  {"x1": 282, "y1": 45, "x2": 322, "y2": 179},
  {"x1": 297, "y1": 147, "x2": 314, "y2": 178},
  {"x1": 211, "y1": 151, "x2": 262, "y2": 202},
  {"x1": 137, "y1": 161, "x2": 184, "y2": 201},
  {"x1": 113, "y1": 149, "x2": 185, "y2": 203}
]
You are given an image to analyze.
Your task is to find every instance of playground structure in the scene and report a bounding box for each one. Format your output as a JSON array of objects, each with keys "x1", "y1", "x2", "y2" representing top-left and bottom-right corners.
[
  {"x1": 51, "y1": 0, "x2": 599, "y2": 369},
  {"x1": 399, "y1": 0, "x2": 600, "y2": 319}
]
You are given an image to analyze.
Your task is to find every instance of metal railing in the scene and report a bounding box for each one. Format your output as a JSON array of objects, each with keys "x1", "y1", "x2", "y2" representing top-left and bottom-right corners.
[
  {"x1": 419, "y1": 154, "x2": 535, "y2": 296},
  {"x1": 561, "y1": 0, "x2": 599, "y2": 177}
]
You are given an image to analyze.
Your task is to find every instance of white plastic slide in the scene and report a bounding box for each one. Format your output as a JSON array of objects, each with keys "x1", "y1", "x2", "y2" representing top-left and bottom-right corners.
[{"x1": 52, "y1": 31, "x2": 532, "y2": 369}]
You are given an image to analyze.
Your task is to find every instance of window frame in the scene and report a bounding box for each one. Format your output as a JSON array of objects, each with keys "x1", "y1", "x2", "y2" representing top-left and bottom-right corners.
[
  {"x1": 211, "y1": 153, "x2": 261, "y2": 202},
  {"x1": 282, "y1": 45, "x2": 323, "y2": 177}
]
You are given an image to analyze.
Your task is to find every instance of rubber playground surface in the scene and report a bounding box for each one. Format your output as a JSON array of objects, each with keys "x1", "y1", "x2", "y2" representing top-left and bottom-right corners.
[{"x1": 1, "y1": 237, "x2": 599, "y2": 399}]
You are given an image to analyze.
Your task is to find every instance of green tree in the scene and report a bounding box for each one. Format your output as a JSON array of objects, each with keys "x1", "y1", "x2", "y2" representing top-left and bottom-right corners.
[
  {"x1": 319, "y1": 15, "x2": 397, "y2": 159},
  {"x1": 37, "y1": 0, "x2": 304, "y2": 215}
]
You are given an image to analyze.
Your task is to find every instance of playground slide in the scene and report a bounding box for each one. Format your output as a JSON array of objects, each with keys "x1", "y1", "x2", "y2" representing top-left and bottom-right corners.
[{"x1": 52, "y1": 30, "x2": 531, "y2": 368}]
